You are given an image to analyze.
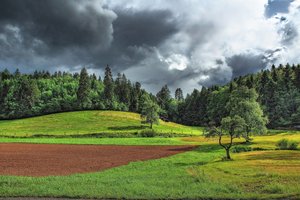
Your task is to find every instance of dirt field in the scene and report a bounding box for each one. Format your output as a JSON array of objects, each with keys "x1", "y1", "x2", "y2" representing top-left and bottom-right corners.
[{"x1": 0, "y1": 143, "x2": 194, "y2": 176}]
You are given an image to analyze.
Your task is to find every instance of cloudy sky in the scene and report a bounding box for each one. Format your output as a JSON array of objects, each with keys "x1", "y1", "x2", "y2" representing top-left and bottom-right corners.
[{"x1": 0, "y1": 0, "x2": 300, "y2": 94}]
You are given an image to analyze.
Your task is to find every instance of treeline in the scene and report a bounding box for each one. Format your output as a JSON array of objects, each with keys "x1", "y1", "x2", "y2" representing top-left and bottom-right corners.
[
  {"x1": 0, "y1": 66, "x2": 151, "y2": 119},
  {"x1": 0, "y1": 64, "x2": 299, "y2": 129},
  {"x1": 175, "y1": 64, "x2": 300, "y2": 128}
]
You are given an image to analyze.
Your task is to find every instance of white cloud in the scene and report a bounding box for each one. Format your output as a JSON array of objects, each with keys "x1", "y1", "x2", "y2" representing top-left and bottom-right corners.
[
  {"x1": 116, "y1": 0, "x2": 287, "y2": 91},
  {"x1": 273, "y1": 0, "x2": 300, "y2": 65}
]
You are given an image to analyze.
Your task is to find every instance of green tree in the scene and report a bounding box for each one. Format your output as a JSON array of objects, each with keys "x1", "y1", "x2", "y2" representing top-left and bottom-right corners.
[
  {"x1": 205, "y1": 115, "x2": 245, "y2": 159},
  {"x1": 140, "y1": 94, "x2": 160, "y2": 129},
  {"x1": 156, "y1": 85, "x2": 171, "y2": 111},
  {"x1": 76, "y1": 68, "x2": 91, "y2": 109},
  {"x1": 103, "y1": 65, "x2": 115, "y2": 105},
  {"x1": 227, "y1": 86, "x2": 267, "y2": 142},
  {"x1": 294, "y1": 65, "x2": 300, "y2": 89},
  {"x1": 13, "y1": 77, "x2": 40, "y2": 116},
  {"x1": 207, "y1": 87, "x2": 230, "y2": 125},
  {"x1": 175, "y1": 88, "x2": 184, "y2": 101}
]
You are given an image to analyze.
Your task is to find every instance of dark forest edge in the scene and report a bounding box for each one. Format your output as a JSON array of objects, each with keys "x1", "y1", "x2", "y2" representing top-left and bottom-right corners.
[{"x1": 0, "y1": 64, "x2": 299, "y2": 129}]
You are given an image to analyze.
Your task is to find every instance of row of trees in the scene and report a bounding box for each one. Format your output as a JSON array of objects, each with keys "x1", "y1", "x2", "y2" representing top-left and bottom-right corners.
[
  {"x1": 171, "y1": 64, "x2": 300, "y2": 128},
  {"x1": 0, "y1": 63, "x2": 299, "y2": 130},
  {"x1": 0, "y1": 66, "x2": 149, "y2": 119}
]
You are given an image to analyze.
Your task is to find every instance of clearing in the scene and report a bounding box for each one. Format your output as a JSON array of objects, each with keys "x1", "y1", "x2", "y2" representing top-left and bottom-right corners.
[{"x1": 0, "y1": 111, "x2": 202, "y2": 137}]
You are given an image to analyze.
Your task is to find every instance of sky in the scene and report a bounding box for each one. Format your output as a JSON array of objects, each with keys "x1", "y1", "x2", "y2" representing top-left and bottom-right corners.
[{"x1": 0, "y1": 0, "x2": 300, "y2": 94}]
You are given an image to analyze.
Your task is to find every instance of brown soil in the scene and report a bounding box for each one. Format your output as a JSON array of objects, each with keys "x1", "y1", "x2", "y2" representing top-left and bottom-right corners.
[{"x1": 0, "y1": 143, "x2": 194, "y2": 177}]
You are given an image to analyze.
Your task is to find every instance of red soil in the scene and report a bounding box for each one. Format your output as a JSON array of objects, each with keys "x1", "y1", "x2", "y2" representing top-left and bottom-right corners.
[{"x1": 0, "y1": 143, "x2": 194, "y2": 177}]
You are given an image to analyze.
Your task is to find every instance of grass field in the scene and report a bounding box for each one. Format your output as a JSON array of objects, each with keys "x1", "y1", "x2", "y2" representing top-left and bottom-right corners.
[
  {"x1": 0, "y1": 111, "x2": 299, "y2": 199},
  {"x1": 0, "y1": 111, "x2": 202, "y2": 137},
  {"x1": 0, "y1": 131, "x2": 300, "y2": 199}
]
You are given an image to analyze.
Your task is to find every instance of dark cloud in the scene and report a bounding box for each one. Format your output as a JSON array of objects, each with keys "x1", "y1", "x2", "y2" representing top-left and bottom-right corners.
[
  {"x1": 0, "y1": 0, "x2": 299, "y2": 94},
  {"x1": 113, "y1": 9, "x2": 178, "y2": 47},
  {"x1": 226, "y1": 53, "x2": 267, "y2": 78},
  {"x1": 197, "y1": 65, "x2": 232, "y2": 88},
  {"x1": 95, "y1": 9, "x2": 179, "y2": 71},
  {"x1": 0, "y1": 0, "x2": 116, "y2": 69},
  {"x1": 0, "y1": 0, "x2": 179, "y2": 74},
  {"x1": 265, "y1": 0, "x2": 293, "y2": 18}
]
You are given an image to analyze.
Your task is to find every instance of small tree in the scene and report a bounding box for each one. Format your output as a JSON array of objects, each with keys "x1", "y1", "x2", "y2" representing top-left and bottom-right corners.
[
  {"x1": 140, "y1": 94, "x2": 160, "y2": 129},
  {"x1": 205, "y1": 115, "x2": 245, "y2": 160}
]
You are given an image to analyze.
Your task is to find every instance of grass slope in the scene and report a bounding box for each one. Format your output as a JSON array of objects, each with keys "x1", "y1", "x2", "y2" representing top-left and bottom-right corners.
[{"x1": 0, "y1": 110, "x2": 202, "y2": 137}]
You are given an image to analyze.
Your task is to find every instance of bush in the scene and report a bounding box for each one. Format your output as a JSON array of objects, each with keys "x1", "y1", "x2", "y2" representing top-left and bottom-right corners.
[
  {"x1": 276, "y1": 139, "x2": 298, "y2": 150},
  {"x1": 231, "y1": 145, "x2": 252, "y2": 153},
  {"x1": 276, "y1": 139, "x2": 288, "y2": 150},
  {"x1": 288, "y1": 141, "x2": 299, "y2": 150},
  {"x1": 139, "y1": 129, "x2": 157, "y2": 137}
]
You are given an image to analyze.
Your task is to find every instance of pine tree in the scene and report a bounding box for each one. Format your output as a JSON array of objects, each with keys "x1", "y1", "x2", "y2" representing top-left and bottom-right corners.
[
  {"x1": 294, "y1": 66, "x2": 300, "y2": 89},
  {"x1": 271, "y1": 65, "x2": 278, "y2": 82},
  {"x1": 14, "y1": 69, "x2": 21, "y2": 77},
  {"x1": 156, "y1": 85, "x2": 171, "y2": 110},
  {"x1": 14, "y1": 77, "x2": 40, "y2": 115},
  {"x1": 76, "y1": 68, "x2": 91, "y2": 108},
  {"x1": 103, "y1": 65, "x2": 114, "y2": 103},
  {"x1": 175, "y1": 88, "x2": 184, "y2": 101}
]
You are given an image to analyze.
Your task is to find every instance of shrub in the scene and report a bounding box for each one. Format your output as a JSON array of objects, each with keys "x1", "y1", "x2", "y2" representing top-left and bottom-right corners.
[
  {"x1": 276, "y1": 139, "x2": 288, "y2": 150},
  {"x1": 231, "y1": 145, "x2": 252, "y2": 153},
  {"x1": 276, "y1": 139, "x2": 299, "y2": 150},
  {"x1": 252, "y1": 147, "x2": 265, "y2": 151},
  {"x1": 139, "y1": 129, "x2": 157, "y2": 137},
  {"x1": 288, "y1": 141, "x2": 299, "y2": 150}
]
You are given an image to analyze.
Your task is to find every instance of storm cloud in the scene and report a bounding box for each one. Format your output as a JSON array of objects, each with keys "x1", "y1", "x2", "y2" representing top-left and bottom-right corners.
[
  {"x1": 0, "y1": 0, "x2": 116, "y2": 69},
  {"x1": 0, "y1": 0, "x2": 300, "y2": 94}
]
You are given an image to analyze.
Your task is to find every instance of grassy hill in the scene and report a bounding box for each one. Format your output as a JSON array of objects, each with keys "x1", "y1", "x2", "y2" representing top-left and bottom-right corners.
[{"x1": 0, "y1": 110, "x2": 202, "y2": 137}]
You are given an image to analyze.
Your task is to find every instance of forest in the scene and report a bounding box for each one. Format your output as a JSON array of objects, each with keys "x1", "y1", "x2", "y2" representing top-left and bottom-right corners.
[{"x1": 0, "y1": 64, "x2": 299, "y2": 129}]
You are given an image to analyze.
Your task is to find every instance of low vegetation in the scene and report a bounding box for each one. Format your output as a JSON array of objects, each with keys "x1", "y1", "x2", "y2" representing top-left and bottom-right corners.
[
  {"x1": 0, "y1": 131, "x2": 300, "y2": 199},
  {"x1": 0, "y1": 110, "x2": 202, "y2": 137},
  {"x1": 276, "y1": 138, "x2": 299, "y2": 150}
]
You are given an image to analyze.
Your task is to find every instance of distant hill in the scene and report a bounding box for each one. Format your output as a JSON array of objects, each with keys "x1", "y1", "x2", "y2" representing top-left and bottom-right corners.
[{"x1": 0, "y1": 110, "x2": 202, "y2": 137}]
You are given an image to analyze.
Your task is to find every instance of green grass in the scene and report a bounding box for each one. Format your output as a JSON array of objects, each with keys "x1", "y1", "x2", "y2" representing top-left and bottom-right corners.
[
  {"x1": 0, "y1": 132, "x2": 300, "y2": 199},
  {"x1": 0, "y1": 142, "x2": 299, "y2": 199},
  {"x1": 0, "y1": 110, "x2": 203, "y2": 137}
]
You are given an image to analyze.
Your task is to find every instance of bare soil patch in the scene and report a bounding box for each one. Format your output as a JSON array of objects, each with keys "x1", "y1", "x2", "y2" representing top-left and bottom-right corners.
[{"x1": 0, "y1": 143, "x2": 194, "y2": 176}]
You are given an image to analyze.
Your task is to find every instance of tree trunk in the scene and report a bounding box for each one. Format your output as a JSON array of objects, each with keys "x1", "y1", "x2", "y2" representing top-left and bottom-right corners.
[
  {"x1": 150, "y1": 122, "x2": 153, "y2": 129},
  {"x1": 226, "y1": 148, "x2": 231, "y2": 160},
  {"x1": 245, "y1": 132, "x2": 250, "y2": 143},
  {"x1": 245, "y1": 127, "x2": 252, "y2": 143}
]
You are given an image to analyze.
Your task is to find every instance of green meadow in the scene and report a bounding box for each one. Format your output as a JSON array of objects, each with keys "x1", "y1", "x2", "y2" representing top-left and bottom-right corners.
[
  {"x1": 0, "y1": 110, "x2": 202, "y2": 137},
  {"x1": 0, "y1": 133, "x2": 300, "y2": 199},
  {"x1": 0, "y1": 111, "x2": 299, "y2": 199}
]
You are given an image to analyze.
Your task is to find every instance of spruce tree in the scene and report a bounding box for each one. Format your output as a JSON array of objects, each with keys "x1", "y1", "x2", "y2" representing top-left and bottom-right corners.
[
  {"x1": 294, "y1": 66, "x2": 300, "y2": 89},
  {"x1": 103, "y1": 65, "x2": 115, "y2": 107},
  {"x1": 156, "y1": 85, "x2": 171, "y2": 110},
  {"x1": 175, "y1": 88, "x2": 184, "y2": 101},
  {"x1": 76, "y1": 68, "x2": 91, "y2": 108}
]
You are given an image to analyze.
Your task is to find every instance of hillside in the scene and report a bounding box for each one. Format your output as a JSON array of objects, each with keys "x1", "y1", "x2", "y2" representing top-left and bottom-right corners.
[{"x1": 0, "y1": 110, "x2": 202, "y2": 137}]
